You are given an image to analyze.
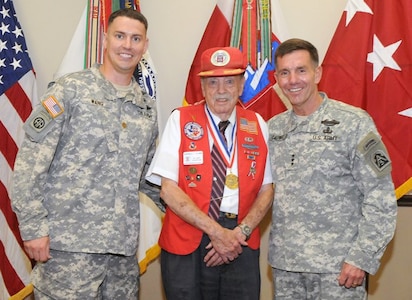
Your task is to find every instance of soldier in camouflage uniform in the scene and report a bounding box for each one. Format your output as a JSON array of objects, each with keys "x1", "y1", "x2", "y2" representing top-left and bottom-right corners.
[
  {"x1": 11, "y1": 8, "x2": 159, "y2": 300},
  {"x1": 267, "y1": 38, "x2": 397, "y2": 299}
]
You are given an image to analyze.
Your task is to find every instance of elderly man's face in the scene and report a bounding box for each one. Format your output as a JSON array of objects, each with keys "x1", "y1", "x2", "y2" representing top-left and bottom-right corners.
[{"x1": 200, "y1": 75, "x2": 245, "y2": 120}]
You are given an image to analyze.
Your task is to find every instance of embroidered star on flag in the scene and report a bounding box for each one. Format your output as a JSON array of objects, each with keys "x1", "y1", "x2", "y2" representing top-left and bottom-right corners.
[{"x1": 319, "y1": 0, "x2": 412, "y2": 198}]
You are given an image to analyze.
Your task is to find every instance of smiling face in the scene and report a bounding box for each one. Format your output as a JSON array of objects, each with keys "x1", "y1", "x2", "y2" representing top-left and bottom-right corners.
[
  {"x1": 201, "y1": 75, "x2": 245, "y2": 120},
  {"x1": 100, "y1": 16, "x2": 148, "y2": 85},
  {"x1": 275, "y1": 49, "x2": 323, "y2": 116}
]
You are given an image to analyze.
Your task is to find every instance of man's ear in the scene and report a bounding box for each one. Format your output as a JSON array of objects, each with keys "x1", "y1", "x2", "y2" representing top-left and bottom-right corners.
[{"x1": 315, "y1": 65, "x2": 322, "y2": 84}]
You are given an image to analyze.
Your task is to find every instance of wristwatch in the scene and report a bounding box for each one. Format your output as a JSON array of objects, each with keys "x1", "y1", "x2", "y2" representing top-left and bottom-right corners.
[{"x1": 238, "y1": 223, "x2": 251, "y2": 241}]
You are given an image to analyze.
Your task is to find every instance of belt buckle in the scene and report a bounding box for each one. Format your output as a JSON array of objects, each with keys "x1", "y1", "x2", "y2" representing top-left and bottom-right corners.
[{"x1": 224, "y1": 212, "x2": 237, "y2": 219}]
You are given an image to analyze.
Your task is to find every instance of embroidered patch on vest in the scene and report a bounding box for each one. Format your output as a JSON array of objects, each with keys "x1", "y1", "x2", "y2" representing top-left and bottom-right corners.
[{"x1": 184, "y1": 122, "x2": 204, "y2": 140}]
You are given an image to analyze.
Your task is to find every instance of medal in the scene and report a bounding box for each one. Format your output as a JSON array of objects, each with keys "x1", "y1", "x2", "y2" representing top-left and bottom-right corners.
[
  {"x1": 248, "y1": 161, "x2": 256, "y2": 179},
  {"x1": 206, "y1": 111, "x2": 238, "y2": 189},
  {"x1": 225, "y1": 173, "x2": 238, "y2": 189}
]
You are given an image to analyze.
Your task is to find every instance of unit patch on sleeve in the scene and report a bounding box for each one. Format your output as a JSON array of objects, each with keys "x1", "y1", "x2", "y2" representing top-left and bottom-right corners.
[
  {"x1": 23, "y1": 97, "x2": 63, "y2": 142},
  {"x1": 357, "y1": 132, "x2": 392, "y2": 177}
]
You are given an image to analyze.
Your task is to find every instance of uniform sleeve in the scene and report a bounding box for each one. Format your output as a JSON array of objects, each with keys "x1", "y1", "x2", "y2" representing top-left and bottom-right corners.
[
  {"x1": 139, "y1": 128, "x2": 163, "y2": 212},
  {"x1": 11, "y1": 84, "x2": 66, "y2": 241},
  {"x1": 257, "y1": 113, "x2": 273, "y2": 185},
  {"x1": 145, "y1": 110, "x2": 181, "y2": 185},
  {"x1": 345, "y1": 114, "x2": 397, "y2": 275}
]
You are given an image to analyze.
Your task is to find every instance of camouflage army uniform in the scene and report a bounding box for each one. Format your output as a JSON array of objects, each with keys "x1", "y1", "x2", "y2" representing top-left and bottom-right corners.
[
  {"x1": 11, "y1": 64, "x2": 159, "y2": 298},
  {"x1": 267, "y1": 93, "x2": 397, "y2": 298}
]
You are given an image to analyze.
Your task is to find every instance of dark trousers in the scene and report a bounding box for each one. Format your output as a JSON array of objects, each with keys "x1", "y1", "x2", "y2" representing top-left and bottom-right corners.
[{"x1": 161, "y1": 216, "x2": 260, "y2": 300}]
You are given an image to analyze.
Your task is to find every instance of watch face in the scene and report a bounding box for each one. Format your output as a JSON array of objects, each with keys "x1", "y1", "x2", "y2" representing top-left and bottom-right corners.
[{"x1": 240, "y1": 224, "x2": 251, "y2": 236}]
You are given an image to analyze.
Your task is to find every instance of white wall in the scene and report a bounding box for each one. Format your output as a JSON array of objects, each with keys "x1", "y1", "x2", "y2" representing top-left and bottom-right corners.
[{"x1": 13, "y1": 1, "x2": 411, "y2": 299}]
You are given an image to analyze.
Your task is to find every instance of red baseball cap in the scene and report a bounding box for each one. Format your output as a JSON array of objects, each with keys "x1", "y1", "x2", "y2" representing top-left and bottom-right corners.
[{"x1": 198, "y1": 47, "x2": 246, "y2": 77}]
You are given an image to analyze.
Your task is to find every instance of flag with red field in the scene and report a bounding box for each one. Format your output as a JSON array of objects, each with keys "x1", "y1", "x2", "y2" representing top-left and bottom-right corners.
[
  {"x1": 183, "y1": 0, "x2": 290, "y2": 121},
  {"x1": 319, "y1": 0, "x2": 412, "y2": 198},
  {"x1": 0, "y1": 0, "x2": 38, "y2": 298}
]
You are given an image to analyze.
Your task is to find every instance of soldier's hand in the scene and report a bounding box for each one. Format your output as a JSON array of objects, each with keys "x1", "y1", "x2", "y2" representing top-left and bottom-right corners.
[
  {"x1": 24, "y1": 236, "x2": 51, "y2": 262},
  {"x1": 338, "y1": 262, "x2": 365, "y2": 288}
]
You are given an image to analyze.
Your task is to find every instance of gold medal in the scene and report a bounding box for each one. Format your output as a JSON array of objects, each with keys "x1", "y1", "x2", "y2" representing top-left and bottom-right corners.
[{"x1": 225, "y1": 173, "x2": 238, "y2": 189}]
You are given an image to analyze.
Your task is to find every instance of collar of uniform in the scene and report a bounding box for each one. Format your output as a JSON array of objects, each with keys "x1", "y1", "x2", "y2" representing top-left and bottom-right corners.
[
  {"x1": 286, "y1": 92, "x2": 330, "y2": 134},
  {"x1": 91, "y1": 63, "x2": 144, "y2": 106}
]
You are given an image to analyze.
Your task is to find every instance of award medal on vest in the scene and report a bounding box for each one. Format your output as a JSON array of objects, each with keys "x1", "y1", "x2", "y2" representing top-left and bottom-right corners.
[
  {"x1": 207, "y1": 114, "x2": 238, "y2": 190},
  {"x1": 225, "y1": 173, "x2": 238, "y2": 189}
]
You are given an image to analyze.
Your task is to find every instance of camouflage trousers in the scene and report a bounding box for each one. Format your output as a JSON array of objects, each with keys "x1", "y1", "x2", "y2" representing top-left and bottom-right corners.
[
  {"x1": 32, "y1": 250, "x2": 140, "y2": 300},
  {"x1": 273, "y1": 268, "x2": 366, "y2": 300}
]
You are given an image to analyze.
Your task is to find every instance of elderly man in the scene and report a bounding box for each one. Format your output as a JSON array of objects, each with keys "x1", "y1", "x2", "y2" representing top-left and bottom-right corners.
[{"x1": 147, "y1": 46, "x2": 274, "y2": 300}]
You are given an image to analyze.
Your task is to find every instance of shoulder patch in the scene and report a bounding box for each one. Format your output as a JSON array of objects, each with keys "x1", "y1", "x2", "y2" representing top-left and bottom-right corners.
[
  {"x1": 42, "y1": 95, "x2": 64, "y2": 118},
  {"x1": 23, "y1": 105, "x2": 56, "y2": 142},
  {"x1": 357, "y1": 132, "x2": 391, "y2": 177}
]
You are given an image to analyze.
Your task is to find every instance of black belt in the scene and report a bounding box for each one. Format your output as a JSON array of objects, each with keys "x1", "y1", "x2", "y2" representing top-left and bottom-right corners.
[{"x1": 219, "y1": 211, "x2": 238, "y2": 219}]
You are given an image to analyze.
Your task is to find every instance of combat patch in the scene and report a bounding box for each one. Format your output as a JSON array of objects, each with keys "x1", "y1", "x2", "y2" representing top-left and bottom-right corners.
[{"x1": 357, "y1": 132, "x2": 391, "y2": 177}]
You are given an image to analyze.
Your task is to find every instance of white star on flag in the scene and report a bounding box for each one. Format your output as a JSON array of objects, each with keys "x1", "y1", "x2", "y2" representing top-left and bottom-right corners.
[
  {"x1": 344, "y1": 0, "x2": 373, "y2": 26},
  {"x1": 367, "y1": 35, "x2": 401, "y2": 81},
  {"x1": 320, "y1": 0, "x2": 412, "y2": 197},
  {"x1": 12, "y1": 26, "x2": 23, "y2": 38},
  {"x1": 0, "y1": 21, "x2": 10, "y2": 34},
  {"x1": 398, "y1": 108, "x2": 412, "y2": 118},
  {"x1": 0, "y1": 6, "x2": 9, "y2": 18},
  {"x1": 10, "y1": 57, "x2": 21, "y2": 69},
  {"x1": 0, "y1": 39, "x2": 6, "y2": 51}
]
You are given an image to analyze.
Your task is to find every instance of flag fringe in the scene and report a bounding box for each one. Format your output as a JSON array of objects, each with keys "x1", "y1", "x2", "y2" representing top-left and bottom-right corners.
[
  {"x1": 395, "y1": 177, "x2": 412, "y2": 200},
  {"x1": 138, "y1": 244, "x2": 161, "y2": 274},
  {"x1": 8, "y1": 283, "x2": 33, "y2": 300}
]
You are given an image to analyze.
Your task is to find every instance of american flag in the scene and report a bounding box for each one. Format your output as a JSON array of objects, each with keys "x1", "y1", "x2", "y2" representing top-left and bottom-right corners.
[
  {"x1": 0, "y1": 0, "x2": 37, "y2": 298},
  {"x1": 239, "y1": 118, "x2": 258, "y2": 135}
]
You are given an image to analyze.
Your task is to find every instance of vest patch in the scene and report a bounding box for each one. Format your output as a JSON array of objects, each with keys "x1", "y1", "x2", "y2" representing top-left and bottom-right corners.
[{"x1": 184, "y1": 122, "x2": 204, "y2": 140}]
